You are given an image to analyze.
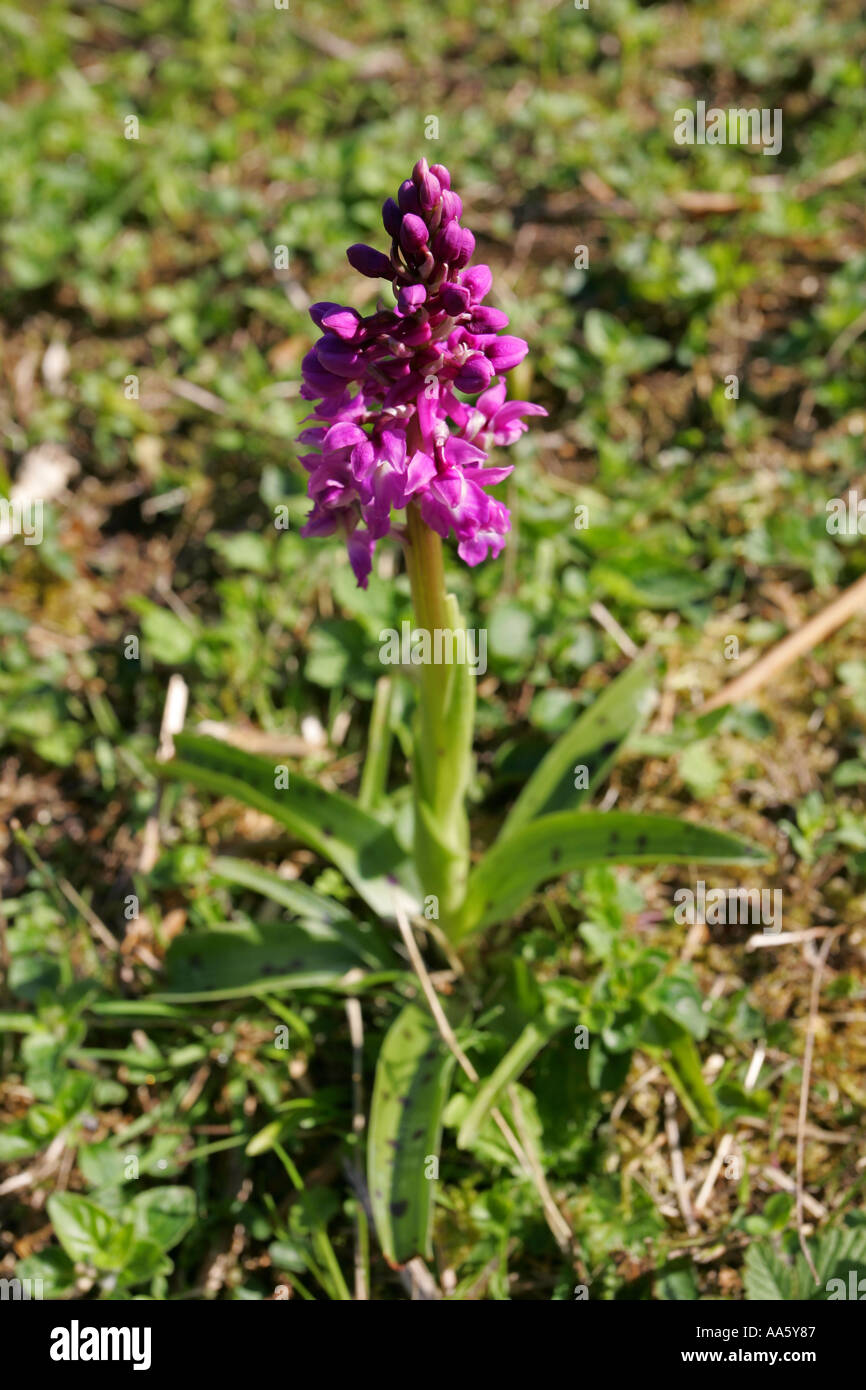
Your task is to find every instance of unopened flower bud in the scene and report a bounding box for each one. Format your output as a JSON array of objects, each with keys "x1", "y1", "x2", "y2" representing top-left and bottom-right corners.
[
  {"x1": 399, "y1": 214, "x2": 429, "y2": 257},
  {"x1": 461, "y1": 265, "x2": 492, "y2": 301},
  {"x1": 452, "y1": 228, "x2": 475, "y2": 269},
  {"x1": 440, "y1": 190, "x2": 463, "y2": 223},
  {"x1": 484, "y1": 335, "x2": 528, "y2": 371},
  {"x1": 346, "y1": 244, "x2": 395, "y2": 279},
  {"x1": 418, "y1": 171, "x2": 441, "y2": 212},
  {"x1": 467, "y1": 306, "x2": 509, "y2": 332},
  {"x1": 440, "y1": 281, "x2": 471, "y2": 315},
  {"x1": 432, "y1": 221, "x2": 463, "y2": 264},
  {"x1": 397, "y1": 179, "x2": 421, "y2": 215},
  {"x1": 454, "y1": 353, "x2": 495, "y2": 394},
  {"x1": 382, "y1": 197, "x2": 403, "y2": 239}
]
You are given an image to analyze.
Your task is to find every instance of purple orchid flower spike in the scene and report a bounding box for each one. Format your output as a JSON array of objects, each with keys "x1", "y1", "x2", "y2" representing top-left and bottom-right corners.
[{"x1": 297, "y1": 159, "x2": 546, "y2": 587}]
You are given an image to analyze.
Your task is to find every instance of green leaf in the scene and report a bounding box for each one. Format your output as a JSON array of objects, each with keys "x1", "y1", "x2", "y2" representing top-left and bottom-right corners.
[
  {"x1": 118, "y1": 1238, "x2": 173, "y2": 1287},
  {"x1": 134, "y1": 602, "x2": 198, "y2": 665},
  {"x1": 46, "y1": 1193, "x2": 135, "y2": 1271},
  {"x1": 160, "y1": 918, "x2": 393, "y2": 1000},
  {"x1": 584, "y1": 309, "x2": 670, "y2": 374},
  {"x1": 643, "y1": 1014, "x2": 720, "y2": 1131},
  {"x1": 807, "y1": 1226, "x2": 866, "y2": 1292},
  {"x1": 367, "y1": 1002, "x2": 456, "y2": 1266},
  {"x1": 15, "y1": 1248, "x2": 76, "y2": 1300},
  {"x1": 501, "y1": 652, "x2": 656, "y2": 838},
  {"x1": 211, "y1": 854, "x2": 395, "y2": 965},
  {"x1": 743, "y1": 1243, "x2": 794, "y2": 1300},
  {"x1": 155, "y1": 734, "x2": 419, "y2": 920},
  {"x1": 457, "y1": 1019, "x2": 557, "y2": 1151},
  {"x1": 456, "y1": 811, "x2": 768, "y2": 939},
  {"x1": 457, "y1": 982, "x2": 583, "y2": 1149},
  {"x1": 745, "y1": 1228, "x2": 866, "y2": 1301},
  {"x1": 648, "y1": 973, "x2": 710, "y2": 1041},
  {"x1": 212, "y1": 855, "x2": 357, "y2": 925},
  {"x1": 245, "y1": 1119, "x2": 287, "y2": 1156},
  {"x1": 78, "y1": 1140, "x2": 129, "y2": 1189},
  {"x1": 126, "y1": 1186, "x2": 196, "y2": 1252},
  {"x1": 0, "y1": 1125, "x2": 39, "y2": 1162},
  {"x1": 656, "y1": 1259, "x2": 700, "y2": 1300}
]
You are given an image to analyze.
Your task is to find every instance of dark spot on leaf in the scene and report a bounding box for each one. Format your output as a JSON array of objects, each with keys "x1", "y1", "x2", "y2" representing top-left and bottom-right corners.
[
  {"x1": 390, "y1": 1200, "x2": 408, "y2": 1219},
  {"x1": 411, "y1": 1127, "x2": 424, "y2": 1140},
  {"x1": 387, "y1": 1138, "x2": 400, "y2": 1150},
  {"x1": 551, "y1": 847, "x2": 562, "y2": 864},
  {"x1": 637, "y1": 834, "x2": 648, "y2": 850}
]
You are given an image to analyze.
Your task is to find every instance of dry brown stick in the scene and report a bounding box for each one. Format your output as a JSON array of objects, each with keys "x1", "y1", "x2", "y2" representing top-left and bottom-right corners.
[
  {"x1": 56, "y1": 876, "x2": 117, "y2": 954},
  {"x1": 796, "y1": 929, "x2": 840, "y2": 1282},
  {"x1": 140, "y1": 673, "x2": 189, "y2": 874},
  {"x1": 701, "y1": 573, "x2": 866, "y2": 712},
  {"x1": 665, "y1": 1089, "x2": 698, "y2": 1235},
  {"x1": 765, "y1": 1166, "x2": 826, "y2": 1220},
  {"x1": 590, "y1": 601, "x2": 639, "y2": 659},
  {"x1": 344, "y1": 995, "x2": 369, "y2": 1301},
  {"x1": 391, "y1": 892, "x2": 575, "y2": 1255},
  {"x1": 694, "y1": 1044, "x2": 765, "y2": 1215}
]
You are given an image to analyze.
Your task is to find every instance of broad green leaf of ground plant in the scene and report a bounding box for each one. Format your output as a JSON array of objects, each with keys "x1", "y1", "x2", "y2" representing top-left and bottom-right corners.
[
  {"x1": 126, "y1": 1186, "x2": 196, "y2": 1252},
  {"x1": 154, "y1": 734, "x2": 419, "y2": 920},
  {"x1": 455, "y1": 811, "x2": 768, "y2": 940},
  {"x1": 160, "y1": 918, "x2": 395, "y2": 1000},
  {"x1": 211, "y1": 854, "x2": 396, "y2": 963},
  {"x1": 367, "y1": 1001, "x2": 456, "y2": 1266},
  {"x1": 745, "y1": 1227, "x2": 866, "y2": 1301},
  {"x1": 46, "y1": 1193, "x2": 136, "y2": 1272},
  {"x1": 500, "y1": 651, "x2": 657, "y2": 839}
]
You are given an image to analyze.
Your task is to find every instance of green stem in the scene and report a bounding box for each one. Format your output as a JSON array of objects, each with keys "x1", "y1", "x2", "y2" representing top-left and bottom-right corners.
[
  {"x1": 403, "y1": 502, "x2": 474, "y2": 938},
  {"x1": 404, "y1": 504, "x2": 451, "y2": 817}
]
